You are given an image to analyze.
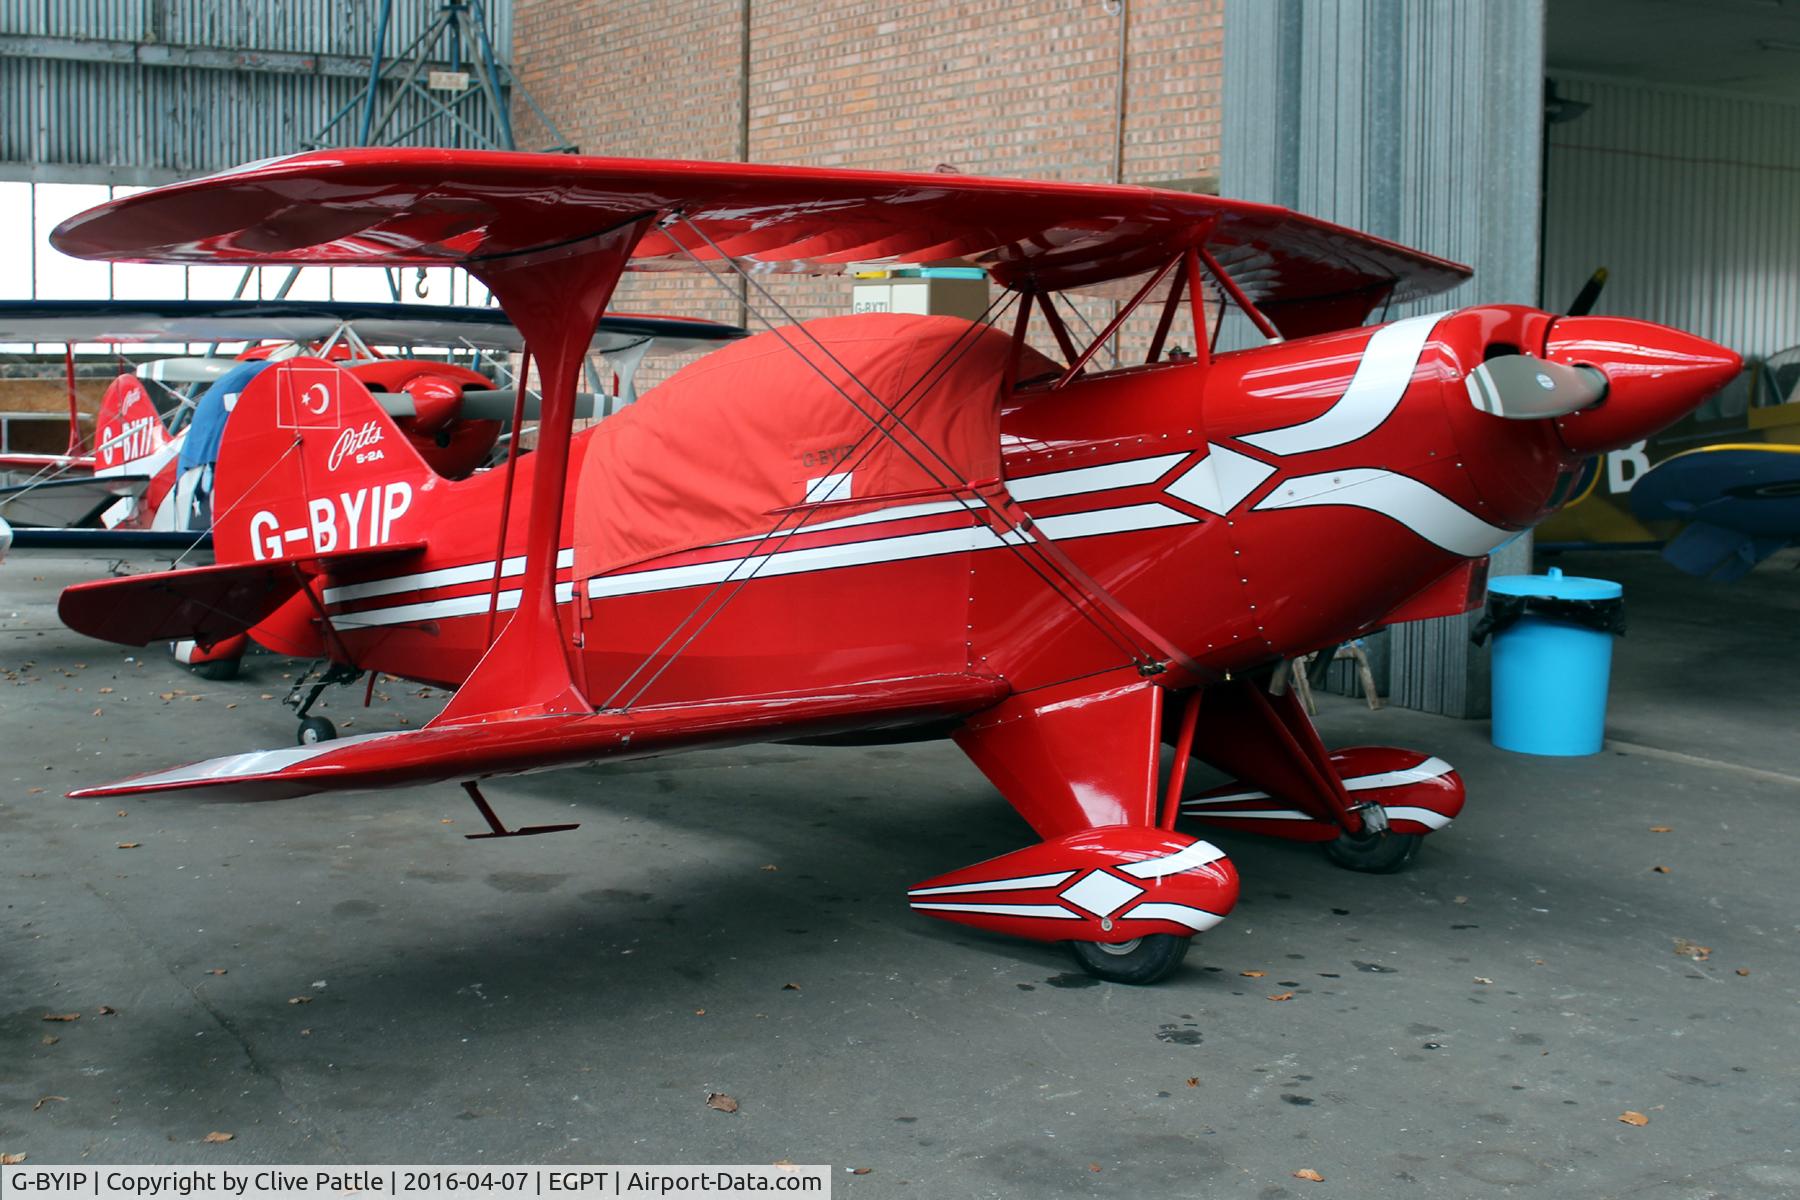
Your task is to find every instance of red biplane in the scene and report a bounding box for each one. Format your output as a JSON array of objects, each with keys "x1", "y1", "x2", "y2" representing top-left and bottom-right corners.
[{"x1": 50, "y1": 150, "x2": 1737, "y2": 982}]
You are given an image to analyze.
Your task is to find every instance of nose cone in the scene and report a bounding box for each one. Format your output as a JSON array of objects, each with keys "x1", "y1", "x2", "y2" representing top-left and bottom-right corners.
[{"x1": 1546, "y1": 316, "x2": 1741, "y2": 457}]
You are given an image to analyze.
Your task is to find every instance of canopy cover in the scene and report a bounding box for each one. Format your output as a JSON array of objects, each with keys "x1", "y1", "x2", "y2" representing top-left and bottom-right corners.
[{"x1": 574, "y1": 314, "x2": 1021, "y2": 580}]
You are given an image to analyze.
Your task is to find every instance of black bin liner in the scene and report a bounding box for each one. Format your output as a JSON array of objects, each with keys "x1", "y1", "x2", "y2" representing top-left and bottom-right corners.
[{"x1": 1470, "y1": 594, "x2": 1626, "y2": 646}]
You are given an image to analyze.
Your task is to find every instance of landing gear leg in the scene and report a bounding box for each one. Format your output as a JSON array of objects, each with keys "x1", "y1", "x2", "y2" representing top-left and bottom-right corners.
[{"x1": 284, "y1": 660, "x2": 363, "y2": 747}]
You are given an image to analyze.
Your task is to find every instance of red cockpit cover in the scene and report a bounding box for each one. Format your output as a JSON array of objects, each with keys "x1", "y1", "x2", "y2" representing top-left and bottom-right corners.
[{"x1": 574, "y1": 313, "x2": 1024, "y2": 580}]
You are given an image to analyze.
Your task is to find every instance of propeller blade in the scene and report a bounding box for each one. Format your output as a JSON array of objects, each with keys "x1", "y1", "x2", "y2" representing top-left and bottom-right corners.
[
  {"x1": 1465, "y1": 354, "x2": 1607, "y2": 420},
  {"x1": 1567, "y1": 267, "x2": 1608, "y2": 317}
]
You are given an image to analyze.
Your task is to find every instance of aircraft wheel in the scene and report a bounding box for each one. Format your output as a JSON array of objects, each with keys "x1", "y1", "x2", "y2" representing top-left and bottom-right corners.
[
  {"x1": 1323, "y1": 829, "x2": 1422, "y2": 874},
  {"x1": 296, "y1": 716, "x2": 337, "y2": 746},
  {"x1": 190, "y1": 657, "x2": 240, "y2": 682},
  {"x1": 1066, "y1": 933, "x2": 1190, "y2": 985}
]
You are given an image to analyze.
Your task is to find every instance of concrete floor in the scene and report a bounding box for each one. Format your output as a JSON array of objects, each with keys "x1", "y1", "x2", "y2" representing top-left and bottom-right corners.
[{"x1": 2, "y1": 549, "x2": 1796, "y2": 1198}]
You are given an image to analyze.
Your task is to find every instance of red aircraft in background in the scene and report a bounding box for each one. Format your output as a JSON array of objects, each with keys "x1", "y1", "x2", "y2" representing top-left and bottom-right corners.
[{"x1": 49, "y1": 150, "x2": 1737, "y2": 982}]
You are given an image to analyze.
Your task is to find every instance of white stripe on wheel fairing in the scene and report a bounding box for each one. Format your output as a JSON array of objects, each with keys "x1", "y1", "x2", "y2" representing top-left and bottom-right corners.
[
  {"x1": 1253, "y1": 468, "x2": 1511, "y2": 558},
  {"x1": 1123, "y1": 902, "x2": 1227, "y2": 932},
  {"x1": 908, "y1": 902, "x2": 1080, "y2": 920},
  {"x1": 1240, "y1": 312, "x2": 1447, "y2": 456},
  {"x1": 907, "y1": 871, "x2": 1076, "y2": 897},
  {"x1": 1117, "y1": 839, "x2": 1228, "y2": 879}
]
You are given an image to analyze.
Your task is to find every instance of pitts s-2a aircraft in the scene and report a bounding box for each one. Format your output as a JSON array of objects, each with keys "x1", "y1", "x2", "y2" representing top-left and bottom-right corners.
[{"x1": 50, "y1": 151, "x2": 1738, "y2": 982}]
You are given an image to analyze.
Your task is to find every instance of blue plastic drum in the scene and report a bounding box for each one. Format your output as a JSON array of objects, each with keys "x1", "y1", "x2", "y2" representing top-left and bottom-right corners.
[{"x1": 1487, "y1": 568, "x2": 1623, "y2": 756}]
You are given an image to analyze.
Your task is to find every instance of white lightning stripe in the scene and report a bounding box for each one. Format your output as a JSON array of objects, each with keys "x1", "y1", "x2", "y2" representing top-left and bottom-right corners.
[
  {"x1": 716, "y1": 498, "x2": 979, "y2": 544},
  {"x1": 909, "y1": 902, "x2": 1080, "y2": 920},
  {"x1": 1007, "y1": 453, "x2": 1188, "y2": 501},
  {"x1": 908, "y1": 870, "x2": 1075, "y2": 897},
  {"x1": 1382, "y1": 806, "x2": 1454, "y2": 830},
  {"x1": 331, "y1": 588, "x2": 522, "y2": 628},
  {"x1": 1241, "y1": 312, "x2": 1447, "y2": 456},
  {"x1": 587, "y1": 506, "x2": 1191, "y2": 600},
  {"x1": 1124, "y1": 902, "x2": 1227, "y2": 933},
  {"x1": 1117, "y1": 839, "x2": 1228, "y2": 879},
  {"x1": 1253, "y1": 468, "x2": 1511, "y2": 558},
  {"x1": 323, "y1": 548, "x2": 571, "y2": 605},
  {"x1": 1165, "y1": 444, "x2": 1276, "y2": 515},
  {"x1": 1033, "y1": 503, "x2": 1195, "y2": 540},
  {"x1": 1180, "y1": 806, "x2": 1315, "y2": 821},
  {"x1": 1341, "y1": 756, "x2": 1454, "y2": 792}
]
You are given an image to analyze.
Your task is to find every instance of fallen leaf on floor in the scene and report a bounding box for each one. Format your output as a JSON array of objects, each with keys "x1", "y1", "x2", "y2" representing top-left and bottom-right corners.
[
  {"x1": 41, "y1": 1014, "x2": 79, "y2": 1022},
  {"x1": 32, "y1": 1097, "x2": 65, "y2": 1112},
  {"x1": 158, "y1": 692, "x2": 174, "y2": 701},
  {"x1": 1649, "y1": 825, "x2": 1672, "y2": 833},
  {"x1": 1736, "y1": 968, "x2": 1750, "y2": 977},
  {"x1": 694, "y1": 1009, "x2": 706, "y2": 1016},
  {"x1": 1454, "y1": 895, "x2": 1468, "y2": 904},
  {"x1": 705, "y1": 1093, "x2": 739, "y2": 1114},
  {"x1": 259, "y1": 694, "x2": 273, "y2": 701},
  {"x1": 98, "y1": 687, "x2": 113, "y2": 694},
  {"x1": 1652, "y1": 865, "x2": 1671, "y2": 874},
  {"x1": 116, "y1": 843, "x2": 139, "y2": 850},
  {"x1": 1267, "y1": 992, "x2": 1295, "y2": 1002},
  {"x1": 1293, "y1": 1168, "x2": 1325, "y2": 1182},
  {"x1": 287, "y1": 996, "x2": 312, "y2": 1005},
  {"x1": 440, "y1": 818, "x2": 454, "y2": 825},
  {"x1": 1, "y1": 1154, "x2": 26, "y2": 1165},
  {"x1": 40, "y1": 1035, "x2": 58, "y2": 1046},
  {"x1": 1672, "y1": 938, "x2": 1711, "y2": 962},
  {"x1": 115, "y1": 810, "x2": 126, "y2": 818},
  {"x1": 1185, "y1": 1077, "x2": 1199, "y2": 1088},
  {"x1": 1618, "y1": 1111, "x2": 1649, "y2": 1127},
  {"x1": 1473, "y1": 976, "x2": 1493, "y2": 985},
  {"x1": 96, "y1": 1006, "x2": 116, "y2": 1016},
  {"x1": 27, "y1": 787, "x2": 42, "y2": 795},
  {"x1": 202, "y1": 1131, "x2": 233, "y2": 1144},
  {"x1": 761, "y1": 864, "x2": 779, "y2": 872},
  {"x1": 299, "y1": 1029, "x2": 311, "y2": 1037},
  {"x1": 1087, "y1": 1163, "x2": 1101, "y2": 1173},
  {"x1": 782, "y1": 983, "x2": 800, "y2": 991},
  {"x1": 1240, "y1": 970, "x2": 1266, "y2": 978},
  {"x1": 225, "y1": 703, "x2": 236, "y2": 710},
  {"x1": 850, "y1": 1168, "x2": 871, "y2": 1176},
  {"x1": 207, "y1": 969, "x2": 226, "y2": 976},
  {"x1": 90, "y1": 708, "x2": 102, "y2": 717}
]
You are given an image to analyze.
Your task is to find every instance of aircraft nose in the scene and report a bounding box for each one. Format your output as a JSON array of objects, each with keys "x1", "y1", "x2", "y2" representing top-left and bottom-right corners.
[{"x1": 1544, "y1": 316, "x2": 1741, "y2": 457}]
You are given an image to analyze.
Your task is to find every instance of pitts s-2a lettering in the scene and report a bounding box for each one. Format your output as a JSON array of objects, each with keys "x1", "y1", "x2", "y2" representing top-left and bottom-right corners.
[{"x1": 50, "y1": 151, "x2": 1737, "y2": 982}]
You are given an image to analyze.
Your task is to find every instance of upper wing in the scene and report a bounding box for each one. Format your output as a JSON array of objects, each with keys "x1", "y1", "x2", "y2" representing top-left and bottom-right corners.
[
  {"x1": 67, "y1": 672, "x2": 1009, "y2": 800},
  {"x1": 51, "y1": 150, "x2": 1471, "y2": 335},
  {"x1": 0, "y1": 299, "x2": 745, "y2": 356}
]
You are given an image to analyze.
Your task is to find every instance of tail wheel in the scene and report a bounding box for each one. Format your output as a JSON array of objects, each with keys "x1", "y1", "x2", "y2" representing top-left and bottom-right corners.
[
  {"x1": 296, "y1": 716, "x2": 337, "y2": 746},
  {"x1": 1323, "y1": 829, "x2": 1422, "y2": 873},
  {"x1": 1067, "y1": 933, "x2": 1191, "y2": 985}
]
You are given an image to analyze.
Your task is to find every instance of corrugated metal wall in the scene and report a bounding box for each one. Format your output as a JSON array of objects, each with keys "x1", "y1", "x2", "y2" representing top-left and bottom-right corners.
[
  {"x1": 1221, "y1": 0, "x2": 1545, "y2": 717},
  {"x1": 1543, "y1": 74, "x2": 1800, "y2": 359},
  {"x1": 0, "y1": 0, "x2": 516, "y2": 184}
]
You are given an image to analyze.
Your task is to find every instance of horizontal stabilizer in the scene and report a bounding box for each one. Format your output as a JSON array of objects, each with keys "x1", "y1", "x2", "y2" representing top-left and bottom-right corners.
[
  {"x1": 67, "y1": 672, "x2": 1009, "y2": 801},
  {"x1": 1660, "y1": 521, "x2": 1788, "y2": 582},
  {"x1": 10, "y1": 528, "x2": 213, "y2": 552},
  {"x1": 58, "y1": 541, "x2": 424, "y2": 647}
]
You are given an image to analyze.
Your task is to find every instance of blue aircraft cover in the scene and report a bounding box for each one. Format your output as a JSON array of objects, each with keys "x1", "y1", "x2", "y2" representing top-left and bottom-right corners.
[
  {"x1": 178, "y1": 360, "x2": 273, "y2": 474},
  {"x1": 1629, "y1": 445, "x2": 1800, "y2": 580}
]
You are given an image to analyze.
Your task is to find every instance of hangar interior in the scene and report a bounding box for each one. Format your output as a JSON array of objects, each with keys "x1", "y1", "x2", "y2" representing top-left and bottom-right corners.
[{"x1": 1, "y1": 1, "x2": 1797, "y2": 1196}]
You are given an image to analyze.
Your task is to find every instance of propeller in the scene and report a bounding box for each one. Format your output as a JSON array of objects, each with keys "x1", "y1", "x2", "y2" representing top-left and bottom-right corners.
[
  {"x1": 1566, "y1": 267, "x2": 1608, "y2": 317},
  {"x1": 1465, "y1": 353, "x2": 1607, "y2": 421}
]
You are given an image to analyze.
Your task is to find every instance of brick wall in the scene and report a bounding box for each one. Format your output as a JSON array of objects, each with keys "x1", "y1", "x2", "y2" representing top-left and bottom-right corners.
[{"x1": 512, "y1": 0, "x2": 1224, "y2": 377}]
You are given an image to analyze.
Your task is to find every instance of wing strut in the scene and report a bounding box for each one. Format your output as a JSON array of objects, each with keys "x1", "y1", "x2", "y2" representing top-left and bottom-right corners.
[{"x1": 431, "y1": 216, "x2": 656, "y2": 724}]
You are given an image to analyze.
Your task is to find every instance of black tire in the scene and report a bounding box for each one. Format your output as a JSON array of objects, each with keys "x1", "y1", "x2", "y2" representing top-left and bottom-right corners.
[
  {"x1": 190, "y1": 657, "x2": 241, "y2": 682},
  {"x1": 1322, "y1": 829, "x2": 1422, "y2": 874},
  {"x1": 1067, "y1": 933, "x2": 1191, "y2": 984},
  {"x1": 296, "y1": 716, "x2": 337, "y2": 746}
]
